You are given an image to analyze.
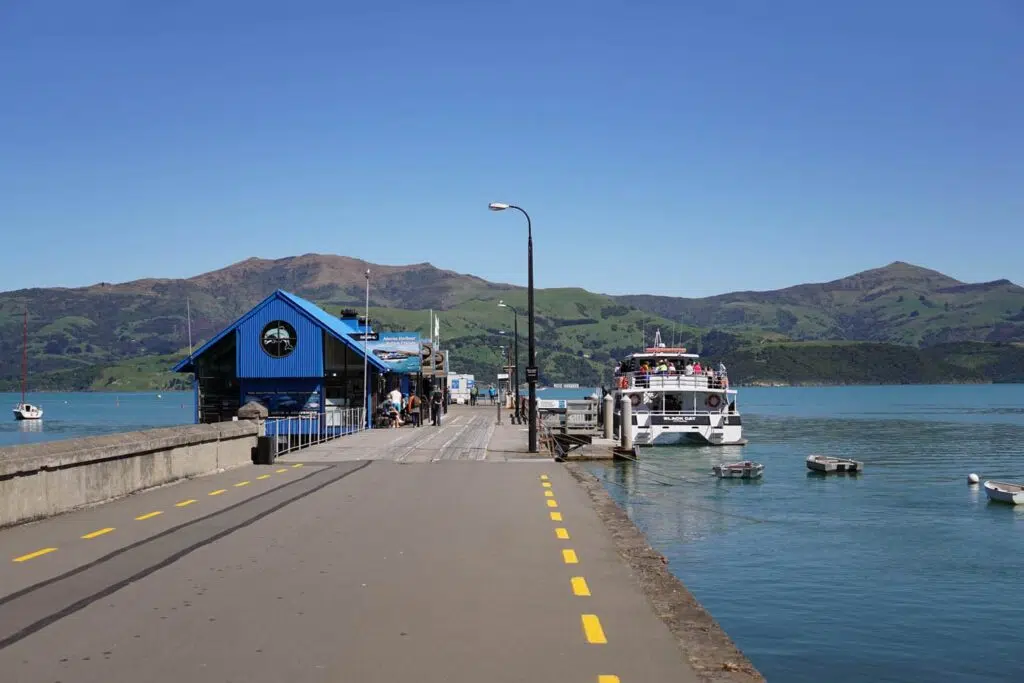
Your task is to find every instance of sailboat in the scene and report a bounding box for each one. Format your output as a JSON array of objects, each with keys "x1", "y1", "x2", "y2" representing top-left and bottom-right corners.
[{"x1": 13, "y1": 310, "x2": 43, "y2": 421}]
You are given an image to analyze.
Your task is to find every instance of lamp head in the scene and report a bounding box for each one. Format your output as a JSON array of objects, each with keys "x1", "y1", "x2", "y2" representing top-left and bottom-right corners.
[
  {"x1": 498, "y1": 300, "x2": 507, "y2": 308},
  {"x1": 488, "y1": 202, "x2": 510, "y2": 211}
]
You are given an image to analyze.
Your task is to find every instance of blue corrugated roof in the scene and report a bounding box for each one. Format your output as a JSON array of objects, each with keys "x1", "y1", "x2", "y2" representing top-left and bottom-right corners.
[{"x1": 173, "y1": 290, "x2": 389, "y2": 373}]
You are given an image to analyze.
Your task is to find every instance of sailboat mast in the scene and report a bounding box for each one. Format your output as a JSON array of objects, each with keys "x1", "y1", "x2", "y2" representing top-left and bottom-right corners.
[{"x1": 21, "y1": 310, "x2": 27, "y2": 404}]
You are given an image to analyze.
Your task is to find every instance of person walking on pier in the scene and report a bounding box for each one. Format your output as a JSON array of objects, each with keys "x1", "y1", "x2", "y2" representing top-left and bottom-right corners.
[
  {"x1": 430, "y1": 386, "x2": 443, "y2": 426},
  {"x1": 407, "y1": 392, "x2": 422, "y2": 427}
]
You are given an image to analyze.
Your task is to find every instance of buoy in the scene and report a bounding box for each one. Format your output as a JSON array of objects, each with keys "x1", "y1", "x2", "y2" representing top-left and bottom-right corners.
[{"x1": 968, "y1": 473, "x2": 980, "y2": 485}]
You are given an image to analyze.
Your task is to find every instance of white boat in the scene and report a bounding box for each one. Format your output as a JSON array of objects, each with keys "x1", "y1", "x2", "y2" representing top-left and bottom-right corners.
[
  {"x1": 713, "y1": 461, "x2": 764, "y2": 479},
  {"x1": 983, "y1": 480, "x2": 1024, "y2": 505},
  {"x1": 12, "y1": 310, "x2": 43, "y2": 421},
  {"x1": 13, "y1": 403, "x2": 43, "y2": 420},
  {"x1": 806, "y1": 454, "x2": 862, "y2": 473},
  {"x1": 611, "y1": 329, "x2": 745, "y2": 447}
]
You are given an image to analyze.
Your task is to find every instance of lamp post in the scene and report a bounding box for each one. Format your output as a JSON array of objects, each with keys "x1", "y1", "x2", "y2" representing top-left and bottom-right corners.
[
  {"x1": 489, "y1": 202, "x2": 537, "y2": 452},
  {"x1": 496, "y1": 345, "x2": 505, "y2": 425},
  {"x1": 363, "y1": 269, "x2": 370, "y2": 429},
  {"x1": 498, "y1": 300, "x2": 520, "y2": 425}
]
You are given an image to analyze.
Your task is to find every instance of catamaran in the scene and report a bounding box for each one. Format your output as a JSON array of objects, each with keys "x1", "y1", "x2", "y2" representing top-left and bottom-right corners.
[
  {"x1": 12, "y1": 310, "x2": 43, "y2": 421},
  {"x1": 611, "y1": 329, "x2": 743, "y2": 446}
]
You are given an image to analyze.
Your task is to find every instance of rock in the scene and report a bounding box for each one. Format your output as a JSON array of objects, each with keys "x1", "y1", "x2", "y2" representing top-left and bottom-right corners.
[{"x1": 237, "y1": 401, "x2": 269, "y2": 420}]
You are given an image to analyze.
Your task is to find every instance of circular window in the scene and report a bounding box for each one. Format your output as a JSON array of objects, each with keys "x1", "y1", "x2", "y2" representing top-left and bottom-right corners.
[{"x1": 260, "y1": 321, "x2": 297, "y2": 358}]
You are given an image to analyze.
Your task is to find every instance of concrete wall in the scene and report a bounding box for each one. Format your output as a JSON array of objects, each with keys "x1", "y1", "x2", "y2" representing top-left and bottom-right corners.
[{"x1": 0, "y1": 421, "x2": 258, "y2": 528}]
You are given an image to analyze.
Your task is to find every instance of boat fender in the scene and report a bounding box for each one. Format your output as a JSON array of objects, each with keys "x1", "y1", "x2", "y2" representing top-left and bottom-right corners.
[{"x1": 706, "y1": 394, "x2": 721, "y2": 409}]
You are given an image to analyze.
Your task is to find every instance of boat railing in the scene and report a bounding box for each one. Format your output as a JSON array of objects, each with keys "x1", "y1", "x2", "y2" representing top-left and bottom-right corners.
[{"x1": 618, "y1": 372, "x2": 729, "y2": 391}]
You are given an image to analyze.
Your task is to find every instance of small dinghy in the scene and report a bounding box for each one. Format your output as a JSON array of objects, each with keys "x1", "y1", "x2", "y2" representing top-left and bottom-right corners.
[
  {"x1": 713, "y1": 461, "x2": 764, "y2": 479},
  {"x1": 983, "y1": 480, "x2": 1024, "y2": 505},
  {"x1": 806, "y1": 454, "x2": 863, "y2": 473}
]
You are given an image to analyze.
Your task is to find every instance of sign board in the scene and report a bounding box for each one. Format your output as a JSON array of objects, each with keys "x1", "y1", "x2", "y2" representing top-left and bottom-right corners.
[
  {"x1": 537, "y1": 399, "x2": 566, "y2": 410},
  {"x1": 497, "y1": 373, "x2": 510, "y2": 380},
  {"x1": 525, "y1": 366, "x2": 539, "y2": 382},
  {"x1": 348, "y1": 331, "x2": 421, "y2": 373},
  {"x1": 419, "y1": 341, "x2": 434, "y2": 376},
  {"x1": 553, "y1": 383, "x2": 580, "y2": 389}
]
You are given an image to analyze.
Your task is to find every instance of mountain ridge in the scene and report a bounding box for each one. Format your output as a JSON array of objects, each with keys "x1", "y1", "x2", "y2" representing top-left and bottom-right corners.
[{"x1": 2, "y1": 255, "x2": 1024, "y2": 389}]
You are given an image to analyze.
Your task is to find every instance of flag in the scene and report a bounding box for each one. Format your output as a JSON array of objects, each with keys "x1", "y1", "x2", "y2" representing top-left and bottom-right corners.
[{"x1": 434, "y1": 316, "x2": 440, "y2": 341}]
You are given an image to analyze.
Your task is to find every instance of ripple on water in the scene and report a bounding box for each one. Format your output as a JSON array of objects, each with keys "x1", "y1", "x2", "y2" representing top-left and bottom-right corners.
[{"x1": 590, "y1": 385, "x2": 1024, "y2": 683}]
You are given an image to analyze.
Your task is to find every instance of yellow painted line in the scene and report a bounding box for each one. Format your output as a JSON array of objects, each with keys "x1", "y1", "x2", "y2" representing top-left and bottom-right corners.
[
  {"x1": 581, "y1": 614, "x2": 608, "y2": 644},
  {"x1": 292, "y1": 463, "x2": 303, "y2": 468},
  {"x1": 544, "y1": 490, "x2": 554, "y2": 497},
  {"x1": 209, "y1": 489, "x2": 227, "y2": 496},
  {"x1": 175, "y1": 499, "x2": 197, "y2": 507},
  {"x1": 542, "y1": 481, "x2": 552, "y2": 488},
  {"x1": 540, "y1": 474, "x2": 549, "y2": 480},
  {"x1": 547, "y1": 499, "x2": 558, "y2": 508},
  {"x1": 571, "y1": 576, "x2": 591, "y2": 596},
  {"x1": 562, "y1": 549, "x2": 579, "y2": 564},
  {"x1": 256, "y1": 474, "x2": 271, "y2": 480},
  {"x1": 276, "y1": 468, "x2": 288, "y2": 473},
  {"x1": 234, "y1": 481, "x2": 251, "y2": 487},
  {"x1": 135, "y1": 511, "x2": 163, "y2": 521},
  {"x1": 81, "y1": 527, "x2": 115, "y2": 539},
  {"x1": 555, "y1": 527, "x2": 570, "y2": 540},
  {"x1": 13, "y1": 547, "x2": 57, "y2": 563},
  {"x1": 550, "y1": 511, "x2": 563, "y2": 521},
  {"x1": 598, "y1": 676, "x2": 620, "y2": 683}
]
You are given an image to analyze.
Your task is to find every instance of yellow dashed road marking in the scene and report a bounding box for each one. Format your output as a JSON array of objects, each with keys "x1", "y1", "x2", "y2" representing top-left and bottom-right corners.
[
  {"x1": 546, "y1": 499, "x2": 558, "y2": 508},
  {"x1": 571, "y1": 577, "x2": 591, "y2": 596},
  {"x1": 81, "y1": 527, "x2": 115, "y2": 539},
  {"x1": 550, "y1": 512, "x2": 563, "y2": 521},
  {"x1": 292, "y1": 463, "x2": 303, "y2": 468},
  {"x1": 276, "y1": 468, "x2": 288, "y2": 473},
  {"x1": 256, "y1": 474, "x2": 271, "y2": 480},
  {"x1": 540, "y1": 474, "x2": 549, "y2": 480},
  {"x1": 544, "y1": 490, "x2": 554, "y2": 497},
  {"x1": 542, "y1": 481, "x2": 552, "y2": 488},
  {"x1": 555, "y1": 527, "x2": 570, "y2": 540},
  {"x1": 209, "y1": 489, "x2": 227, "y2": 496},
  {"x1": 562, "y1": 549, "x2": 579, "y2": 564},
  {"x1": 234, "y1": 481, "x2": 250, "y2": 487},
  {"x1": 175, "y1": 499, "x2": 197, "y2": 507},
  {"x1": 135, "y1": 511, "x2": 163, "y2": 521},
  {"x1": 13, "y1": 547, "x2": 57, "y2": 562},
  {"x1": 581, "y1": 614, "x2": 608, "y2": 644},
  {"x1": 598, "y1": 676, "x2": 620, "y2": 683}
]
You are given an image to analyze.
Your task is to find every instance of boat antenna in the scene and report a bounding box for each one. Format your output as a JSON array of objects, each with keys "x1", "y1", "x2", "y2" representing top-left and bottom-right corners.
[
  {"x1": 186, "y1": 297, "x2": 194, "y2": 359},
  {"x1": 21, "y1": 309, "x2": 28, "y2": 405}
]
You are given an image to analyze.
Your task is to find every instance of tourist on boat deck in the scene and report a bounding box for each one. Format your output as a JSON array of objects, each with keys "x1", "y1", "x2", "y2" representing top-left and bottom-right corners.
[
  {"x1": 693, "y1": 361, "x2": 702, "y2": 374},
  {"x1": 656, "y1": 360, "x2": 668, "y2": 374},
  {"x1": 684, "y1": 361, "x2": 694, "y2": 375}
]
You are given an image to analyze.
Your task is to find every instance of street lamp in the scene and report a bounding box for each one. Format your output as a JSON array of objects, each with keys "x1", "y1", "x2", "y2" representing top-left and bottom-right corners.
[
  {"x1": 363, "y1": 269, "x2": 370, "y2": 429},
  {"x1": 498, "y1": 300, "x2": 520, "y2": 425},
  {"x1": 488, "y1": 202, "x2": 538, "y2": 452}
]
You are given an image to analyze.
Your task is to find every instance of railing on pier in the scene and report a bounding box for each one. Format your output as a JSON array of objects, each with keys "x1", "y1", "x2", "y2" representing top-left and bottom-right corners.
[
  {"x1": 617, "y1": 372, "x2": 730, "y2": 391},
  {"x1": 263, "y1": 407, "x2": 366, "y2": 458}
]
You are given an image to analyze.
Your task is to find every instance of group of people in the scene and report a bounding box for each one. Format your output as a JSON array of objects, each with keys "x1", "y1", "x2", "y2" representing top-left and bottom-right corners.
[
  {"x1": 379, "y1": 385, "x2": 446, "y2": 428},
  {"x1": 467, "y1": 384, "x2": 498, "y2": 406},
  {"x1": 618, "y1": 358, "x2": 729, "y2": 389}
]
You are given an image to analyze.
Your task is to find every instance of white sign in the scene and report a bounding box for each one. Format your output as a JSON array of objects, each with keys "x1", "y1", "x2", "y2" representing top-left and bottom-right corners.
[
  {"x1": 497, "y1": 373, "x2": 510, "y2": 380},
  {"x1": 553, "y1": 383, "x2": 580, "y2": 389}
]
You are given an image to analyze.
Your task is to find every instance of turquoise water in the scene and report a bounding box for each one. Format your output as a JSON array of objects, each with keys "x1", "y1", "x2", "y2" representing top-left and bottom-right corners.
[
  {"x1": 0, "y1": 391, "x2": 193, "y2": 448},
  {"x1": 589, "y1": 385, "x2": 1024, "y2": 682}
]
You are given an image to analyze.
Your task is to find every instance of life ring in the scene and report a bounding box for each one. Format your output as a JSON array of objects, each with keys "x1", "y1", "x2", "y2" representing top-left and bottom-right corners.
[
  {"x1": 617, "y1": 376, "x2": 629, "y2": 389},
  {"x1": 706, "y1": 394, "x2": 722, "y2": 409}
]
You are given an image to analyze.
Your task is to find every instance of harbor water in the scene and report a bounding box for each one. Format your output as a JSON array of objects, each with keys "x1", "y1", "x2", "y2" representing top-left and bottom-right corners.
[
  {"x1": 589, "y1": 384, "x2": 1024, "y2": 682},
  {"x1": 0, "y1": 391, "x2": 193, "y2": 448}
]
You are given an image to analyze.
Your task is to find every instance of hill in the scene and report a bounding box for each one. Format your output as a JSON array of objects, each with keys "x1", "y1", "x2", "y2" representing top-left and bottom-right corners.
[
  {"x1": 614, "y1": 262, "x2": 1024, "y2": 346},
  {"x1": 2, "y1": 255, "x2": 1024, "y2": 391}
]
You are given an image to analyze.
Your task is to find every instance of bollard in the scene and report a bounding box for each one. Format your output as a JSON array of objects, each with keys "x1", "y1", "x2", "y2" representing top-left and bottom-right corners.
[
  {"x1": 620, "y1": 395, "x2": 633, "y2": 450},
  {"x1": 603, "y1": 393, "x2": 615, "y2": 440}
]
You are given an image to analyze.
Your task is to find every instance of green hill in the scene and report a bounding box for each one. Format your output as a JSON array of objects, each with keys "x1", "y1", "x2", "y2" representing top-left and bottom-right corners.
[{"x1": 2, "y1": 255, "x2": 1024, "y2": 391}]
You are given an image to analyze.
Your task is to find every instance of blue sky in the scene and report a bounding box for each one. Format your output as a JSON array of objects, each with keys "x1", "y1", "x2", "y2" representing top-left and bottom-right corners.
[{"x1": 1, "y1": 0, "x2": 1021, "y2": 297}]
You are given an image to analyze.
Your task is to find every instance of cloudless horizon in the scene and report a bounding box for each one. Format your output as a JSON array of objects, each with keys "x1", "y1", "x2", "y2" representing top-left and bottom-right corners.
[{"x1": 2, "y1": 1, "x2": 1021, "y2": 297}]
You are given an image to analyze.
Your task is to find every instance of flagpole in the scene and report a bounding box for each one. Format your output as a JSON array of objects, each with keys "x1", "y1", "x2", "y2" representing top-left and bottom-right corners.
[{"x1": 363, "y1": 269, "x2": 370, "y2": 429}]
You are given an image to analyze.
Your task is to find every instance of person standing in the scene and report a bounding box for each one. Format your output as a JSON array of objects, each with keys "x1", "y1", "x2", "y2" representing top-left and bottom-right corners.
[
  {"x1": 430, "y1": 385, "x2": 443, "y2": 426},
  {"x1": 408, "y1": 392, "x2": 421, "y2": 427}
]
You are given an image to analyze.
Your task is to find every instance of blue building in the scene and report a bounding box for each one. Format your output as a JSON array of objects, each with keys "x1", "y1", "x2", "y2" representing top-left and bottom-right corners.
[{"x1": 173, "y1": 290, "x2": 393, "y2": 427}]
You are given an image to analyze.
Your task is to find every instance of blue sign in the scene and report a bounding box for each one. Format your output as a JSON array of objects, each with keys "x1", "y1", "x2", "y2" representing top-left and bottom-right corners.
[{"x1": 353, "y1": 332, "x2": 421, "y2": 374}]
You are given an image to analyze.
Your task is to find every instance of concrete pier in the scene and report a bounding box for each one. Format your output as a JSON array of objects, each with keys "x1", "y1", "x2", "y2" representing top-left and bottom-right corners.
[{"x1": 0, "y1": 404, "x2": 762, "y2": 682}]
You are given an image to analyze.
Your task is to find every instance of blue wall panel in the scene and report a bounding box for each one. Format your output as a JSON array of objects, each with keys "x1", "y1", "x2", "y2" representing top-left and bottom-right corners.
[{"x1": 237, "y1": 298, "x2": 324, "y2": 378}]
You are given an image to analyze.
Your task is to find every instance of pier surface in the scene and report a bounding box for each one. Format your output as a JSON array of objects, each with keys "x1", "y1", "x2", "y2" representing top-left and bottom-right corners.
[{"x1": 0, "y1": 406, "x2": 722, "y2": 682}]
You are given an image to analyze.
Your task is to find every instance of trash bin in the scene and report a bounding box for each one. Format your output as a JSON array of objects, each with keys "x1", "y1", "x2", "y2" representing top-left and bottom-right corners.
[{"x1": 254, "y1": 435, "x2": 276, "y2": 465}]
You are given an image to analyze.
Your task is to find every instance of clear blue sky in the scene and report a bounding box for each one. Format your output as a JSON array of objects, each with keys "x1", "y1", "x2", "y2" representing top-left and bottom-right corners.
[{"x1": 1, "y1": 1, "x2": 1021, "y2": 297}]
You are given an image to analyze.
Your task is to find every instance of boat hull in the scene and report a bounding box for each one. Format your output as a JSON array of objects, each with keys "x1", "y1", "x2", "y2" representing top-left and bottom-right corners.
[
  {"x1": 983, "y1": 481, "x2": 1024, "y2": 505},
  {"x1": 713, "y1": 461, "x2": 764, "y2": 479},
  {"x1": 806, "y1": 455, "x2": 862, "y2": 473},
  {"x1": 13, "y1": 405, "x2": 43, "y2": 421}
]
